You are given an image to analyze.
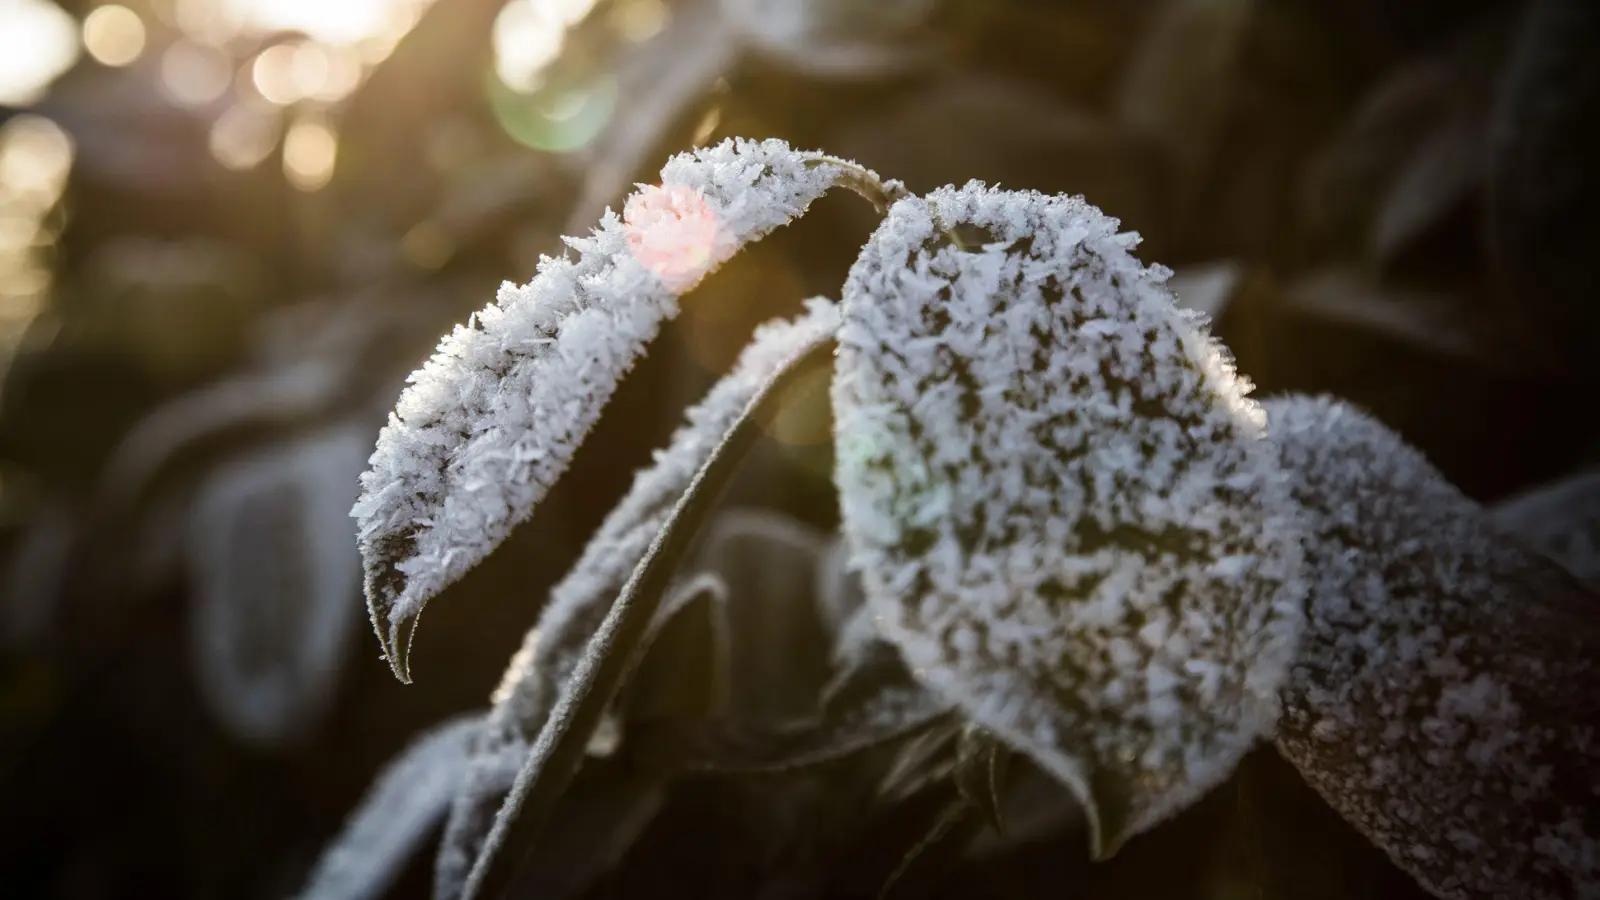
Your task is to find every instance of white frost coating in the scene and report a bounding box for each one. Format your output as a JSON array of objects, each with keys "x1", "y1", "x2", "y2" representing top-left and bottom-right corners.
[
  {"x1": 353, "y1": 138, "x2": 887, "y2": 678},
  {"x1": 431, "y1": 300, "x2": 843, "y2": 900},
  {"x1": 297, "y1": 716, "x2": 487, "y2": 900},
  {"x1": 832, "y1": 183, "x2": 1304, "y2": 857},
  {"x1": 1267, "y1": 395, "x2": 1600, "y2": 900}
]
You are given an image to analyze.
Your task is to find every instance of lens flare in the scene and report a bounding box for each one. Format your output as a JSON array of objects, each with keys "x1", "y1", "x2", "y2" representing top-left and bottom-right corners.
[{"x1": 623, "y1": 183, "x2": 724, "y2": 293}]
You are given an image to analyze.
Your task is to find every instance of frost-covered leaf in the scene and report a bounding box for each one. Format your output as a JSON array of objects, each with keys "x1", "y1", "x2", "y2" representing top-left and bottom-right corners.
[
  {"x1": 186, "y1": 422, "x2": 370, "y2": 749},
  {"x1": 429, "y1": 304, "x2": 841, "y2": 900},
  {"x1": 1491, "y1": 467, "x2": 1600, "y2": 586},
  {"x1": 434, "y1": 307, "x2": 839, "y2": 900},
  {"x1": 1266, "y1": 395, "x2": 1600, "y2": 900},
  {"x1": 297, "y1": 715, "x2": 484, "y2": 900},
  {"x1": 833, "y1": 183, "x2": 1304, "y2": 858},
  {"x1": 355, "y1": 139, "x2": 897, "y2": 682}
]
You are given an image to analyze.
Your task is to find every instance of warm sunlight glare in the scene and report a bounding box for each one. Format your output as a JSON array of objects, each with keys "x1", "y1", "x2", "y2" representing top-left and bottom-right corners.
[
  {"x1": 282, "y1": 116, "x2": 337, "y2": 191},
  {"x1": 0, "y1": 0, "x2": 80, "y2": 105},
  {"x1": 82, "y1": 5, "x2": 147, "y2": 68}
]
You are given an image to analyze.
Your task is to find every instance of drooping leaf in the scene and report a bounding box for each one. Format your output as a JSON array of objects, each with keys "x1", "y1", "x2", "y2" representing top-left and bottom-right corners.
[
  {"x1": 1266, "y1": 395, "x2": 1600, "y2": 900},
  {"x1": 833, "y1": 183, "x2": 1305, "y2": 859},
  {"x1": 296, "y1": 716, "x2": 484, "y2": 900},
  {"x1": 353, "y1": 139, "x2": 899, "y2": 682},
  {"x1": 185, "y1": 422, "x2": 370, "y2": 749},
  {"x1": 1490, "y1": 467, "x2": 1600, "y2": 586}
]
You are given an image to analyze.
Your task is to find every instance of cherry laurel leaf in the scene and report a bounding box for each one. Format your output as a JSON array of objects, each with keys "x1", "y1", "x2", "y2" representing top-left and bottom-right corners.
[
  {"x1": 431, "y1": 300, "x2": 842, "y2": 900},
  {"x1": 832, "y1": 183, "x2": 1305, "y2": 859},
  {"x1": 352, "y1": 138, "x2": 898, "y2": 682},
  {"x1": 1266, "y1": 395, "x2": 1600, "y2": 900}
]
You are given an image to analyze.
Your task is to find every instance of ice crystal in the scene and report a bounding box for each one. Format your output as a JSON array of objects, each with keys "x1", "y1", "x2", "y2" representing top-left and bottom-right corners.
[
  {"x1": 352, "y1": 138, "x2": 892, "y2": 680},
  {"x1": 832, "y1": 182, "x2": 1304, "y2": 856},
  {"x1": 1267, "y1": 395, "x2": 1600, "y2": 900}
]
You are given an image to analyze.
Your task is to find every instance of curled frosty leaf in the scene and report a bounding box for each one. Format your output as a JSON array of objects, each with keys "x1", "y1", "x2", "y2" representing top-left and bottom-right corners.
[
  {"x1": 832, "y1": 183, "x2": 1304, "y2": 858},
  {"x1": 1266, "y1": 395, "x2": 1600, "y2": 900},
  {"x1": 353, "y1": 138, "x2": 898, "y2": 682}
]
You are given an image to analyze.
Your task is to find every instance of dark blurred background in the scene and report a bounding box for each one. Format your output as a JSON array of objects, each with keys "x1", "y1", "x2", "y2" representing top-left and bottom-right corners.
[{"x1": 1, "y1": 0, "x2": 1596, "y2": 897}]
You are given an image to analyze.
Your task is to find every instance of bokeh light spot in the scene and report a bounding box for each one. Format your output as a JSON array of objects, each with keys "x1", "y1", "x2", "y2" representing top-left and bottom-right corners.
[
  {"x1": 0, "y1": 0, "x2": 80, "y2": 105},
  {"x1": 489, "y1": 71, "x2": 616, "y2": 153},
  {"x1": 209, "y1": 101, "x2": 280, "y2": 170},
  {"x1": 282, "y1": 116, "x2": 337, "y2": 191},
  {"x1": 82, "y1": 5, "x2": 147, "y2": 68},
  {"x1": 159, "y1": 40, "x2": 232, "y2": 107}
]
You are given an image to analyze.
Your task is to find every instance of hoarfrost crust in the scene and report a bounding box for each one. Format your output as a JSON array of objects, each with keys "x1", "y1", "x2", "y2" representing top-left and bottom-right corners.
[
  {"x1": 832, "y1": 183, "x2": 1304, "y2": 856},
  {"x1": 1267, "y1": 396, "x2": 1600, "y2": 900},
  {"x1": 432, "y1": 300, "x2": 842, "y2": 900},
  {"x1": 352, "y1": 138, "x2": 884, "y2": 680}
]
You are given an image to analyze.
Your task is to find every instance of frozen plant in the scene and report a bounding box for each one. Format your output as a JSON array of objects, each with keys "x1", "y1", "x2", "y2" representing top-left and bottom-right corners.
[{"x1": 308, "y1": 138, "x2": 1599, "y2": 900}]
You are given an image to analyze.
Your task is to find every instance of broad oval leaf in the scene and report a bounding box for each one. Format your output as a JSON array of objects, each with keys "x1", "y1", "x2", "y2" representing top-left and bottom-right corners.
[
  {"x1": 833, "y1": 183, "x2": 1305, "y2": 858},
  {"x1": 353, "y1": 139, "x2": 897, "y2": 682},
  {"x1": 1266, "y1": 395, "x2": 1600, "y2": 900}
]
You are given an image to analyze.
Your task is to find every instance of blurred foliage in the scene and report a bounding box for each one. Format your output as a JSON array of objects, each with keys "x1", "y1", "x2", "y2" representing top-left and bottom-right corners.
[{"x1": 0, "y1": 0, "x2": 1596, "y2": 897}]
